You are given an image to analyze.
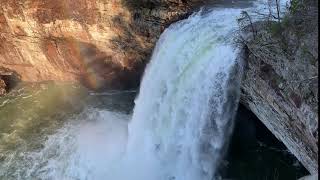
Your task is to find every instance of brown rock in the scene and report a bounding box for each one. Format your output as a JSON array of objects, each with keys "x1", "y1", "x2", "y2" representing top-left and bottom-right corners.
[
  {"x1": 0, "y1": 78, "x2": 6, "y2": 96},
  {"x1": 0, "y1": 0, "x2": 201, "y2": 90},
  {"x1": 0, "y1": 67, "x2": 21, "y2": 94}
]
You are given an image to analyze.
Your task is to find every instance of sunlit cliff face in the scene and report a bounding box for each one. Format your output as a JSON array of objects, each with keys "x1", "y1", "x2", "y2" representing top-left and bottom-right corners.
[{"x1": 0, "y1": 0, "x2": 194, "y2": 90}]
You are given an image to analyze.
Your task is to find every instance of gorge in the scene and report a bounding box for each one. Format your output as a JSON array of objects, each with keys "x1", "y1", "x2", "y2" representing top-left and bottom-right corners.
[{"x1": 0, "y1": 0, "x2": 318, "y2": 179}]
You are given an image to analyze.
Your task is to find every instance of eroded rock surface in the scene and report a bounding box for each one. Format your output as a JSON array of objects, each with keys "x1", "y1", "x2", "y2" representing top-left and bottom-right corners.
[
  {"x1": 0, "y1": 0, "x2": 202, "y2": 90},
  {"x1": 240, "y1": 3, "x2": 318, "y2": 172}
]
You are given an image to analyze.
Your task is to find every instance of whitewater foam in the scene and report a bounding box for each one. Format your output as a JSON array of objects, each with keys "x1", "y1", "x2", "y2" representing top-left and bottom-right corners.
[{"x1": 120, "y1": 8, "x2": 244, "y2": 180}]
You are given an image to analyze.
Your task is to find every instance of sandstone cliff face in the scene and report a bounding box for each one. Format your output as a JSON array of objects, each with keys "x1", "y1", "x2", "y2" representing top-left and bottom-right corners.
[
  {"x1": 0, "y1": 0, "x2": 202, "y2": 90},
  {"x1": 240, "y1": 3, "x2": 318, "y2": 173}
]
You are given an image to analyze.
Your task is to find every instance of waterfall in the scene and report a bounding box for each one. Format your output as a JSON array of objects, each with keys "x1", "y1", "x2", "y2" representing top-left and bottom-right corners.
[
  {"x1": 0, "y1": 1, "x2": 291, "y2": 180},
  {"x1": 115, "y1": 8, "x2": 244, "y2": 180},
  {"x1": 122, "y1": 2, "x2": 290, "y2": 178}
]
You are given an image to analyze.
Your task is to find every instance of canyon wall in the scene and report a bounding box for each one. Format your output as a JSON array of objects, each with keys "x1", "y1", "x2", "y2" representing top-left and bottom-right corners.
[
  {"x1": 240, "y1": 1, "x2": 318, "y2": 173},
  {"x1": 0, "y1": 0, "x2": 201, "y2": 90},
  {"x1": 0, "y1": 0, "x2": 318, "y2": 174}
]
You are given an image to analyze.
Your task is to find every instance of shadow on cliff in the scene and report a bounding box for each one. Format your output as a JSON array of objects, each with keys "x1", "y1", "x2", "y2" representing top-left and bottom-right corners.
[
  {"x1": 0, "y1": 67, "x2": 21, "y2": 92},
  {"x1": 77, "y1": 41, "x2": 145, "y2": 91},
  {"x1": 108, "y1": 14, "x2": 153, "y2": 90},
  {"x1": 119, "y1": 0, "x2": 197, "y2": 28},
  {"x1": 40, "y1": 36, "x2": 144, "y2": 91},
  {"x1": 106, "y1": 0, "x2": 198, "y2": 90}
]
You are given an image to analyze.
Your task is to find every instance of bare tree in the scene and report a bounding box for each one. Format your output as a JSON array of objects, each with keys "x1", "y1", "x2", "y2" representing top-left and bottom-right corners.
[{"x1": 275, "y1": 0, "x2": 281, "y2": 23}]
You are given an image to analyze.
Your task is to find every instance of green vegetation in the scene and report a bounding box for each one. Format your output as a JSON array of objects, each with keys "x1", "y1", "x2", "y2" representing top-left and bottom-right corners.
[
  {"x1": 268, "y1": 22, "x2": 282, "y2": 36},
  {"x1": 289, "y1": 0, "x2": 300, "y2": 14}
]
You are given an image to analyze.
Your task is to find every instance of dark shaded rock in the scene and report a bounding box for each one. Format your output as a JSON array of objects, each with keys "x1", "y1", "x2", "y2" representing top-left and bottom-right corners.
[
  {"x1": 0, "y1": 67, "x2": 21, "y2": 95},
  {"x1": 221, "y1": 105, "x2": 308, "y2": 180}
]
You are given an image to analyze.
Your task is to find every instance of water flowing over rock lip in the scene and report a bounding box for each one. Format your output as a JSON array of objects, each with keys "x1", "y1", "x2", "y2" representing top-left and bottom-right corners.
[{"x1": 0, "y1": 0, "x2": 318, "y2": 175}]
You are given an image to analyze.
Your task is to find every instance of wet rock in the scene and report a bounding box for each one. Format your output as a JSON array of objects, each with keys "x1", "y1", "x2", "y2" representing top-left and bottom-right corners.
[{"x1": 0, "y1": 67, "x2": 21, "y2": 94}]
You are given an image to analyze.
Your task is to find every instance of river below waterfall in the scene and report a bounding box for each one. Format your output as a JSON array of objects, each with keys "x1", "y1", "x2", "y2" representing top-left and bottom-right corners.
[
  {"x1": 0, "y1": 0, "x2": 309, "y2": 179},
  {"x1": 0, "y1": 82, "x2": 135, "y2": 179},
  {"x1": 0, "y1": 82, "x2": 307, "y2": 180}
]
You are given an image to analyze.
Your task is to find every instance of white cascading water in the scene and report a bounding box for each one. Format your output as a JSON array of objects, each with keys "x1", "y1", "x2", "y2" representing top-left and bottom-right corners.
[
  {"x1": 112, "y1": 1, "x2": 289, "y2": 179},
  {"x1": 0, "y1": 1, "x2": 290, "y2": 180},
  {"x1": 118, "y1": 9, "x2": 244, "y2": 180}
]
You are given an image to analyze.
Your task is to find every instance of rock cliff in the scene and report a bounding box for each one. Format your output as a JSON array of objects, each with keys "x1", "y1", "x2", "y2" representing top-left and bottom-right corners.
[
  {"x1": 240, "y1": 0, "x2": 318, "y2": 173},
  {"x1": 0, "y1": 0, "x2": 201, "y2": 90}
]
